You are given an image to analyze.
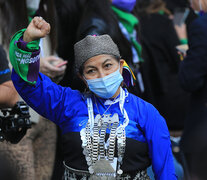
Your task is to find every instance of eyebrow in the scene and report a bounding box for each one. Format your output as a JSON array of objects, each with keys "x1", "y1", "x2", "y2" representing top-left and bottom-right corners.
[
  {"x1": 103, "y1": 59, "x2": 112, "y2": 65},
  {"x1": 85, "y1": 65, "x2": 96, "y2": 70}
]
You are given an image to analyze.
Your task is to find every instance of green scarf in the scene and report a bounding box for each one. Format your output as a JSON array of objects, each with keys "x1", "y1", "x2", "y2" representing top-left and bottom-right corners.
[
  {"x1": 111, "y1": 6, "x2": 143, "y2": 62},
  {"x1": 9, "y1": 29, "x2": 40, "y2": 85}
]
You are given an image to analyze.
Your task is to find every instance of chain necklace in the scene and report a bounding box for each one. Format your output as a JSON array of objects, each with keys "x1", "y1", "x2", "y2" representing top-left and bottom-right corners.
[
  {"x1": 80, "y1": 88, "x2": 129, "y2": 179},
  {"x1": 94, "y1": 94, "x2": 119, "y2": 117}
]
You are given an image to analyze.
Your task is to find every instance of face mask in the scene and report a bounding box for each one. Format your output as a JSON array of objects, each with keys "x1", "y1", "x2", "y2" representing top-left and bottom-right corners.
[
  {"x1": 85, "y1": 67, "x2": 123, "y2": 99},
  {"x1": 112, "y1": 0, "x2": 137, "y2": 12},
  {"x1": 26, "y1": 0, "x2": 40, "y2": 11}
]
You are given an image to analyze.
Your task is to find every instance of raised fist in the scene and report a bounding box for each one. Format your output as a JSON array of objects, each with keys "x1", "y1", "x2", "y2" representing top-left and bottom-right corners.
[{"x1": 23, "y1": 16, "x2": 51, "y2": 42}]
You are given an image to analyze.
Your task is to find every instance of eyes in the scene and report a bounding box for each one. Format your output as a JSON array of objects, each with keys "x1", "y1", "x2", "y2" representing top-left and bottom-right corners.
[
  {"x1": 86, "y1": 69, "x2": 95, "y2": 74},
  {"x1": 86, "y1": 63, "x2": 113, "y2": 75}
]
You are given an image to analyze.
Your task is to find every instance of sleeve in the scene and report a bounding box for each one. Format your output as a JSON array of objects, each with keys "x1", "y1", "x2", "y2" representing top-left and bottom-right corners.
[
  {"x1": 11, "y1": 70, "x2": 81, "y2": 126},
  {"x1": 179, "y1": 18, "x2": 207, "y2": 92},
  {"x1": 143, "y1": 104, "x2": 177, "y2": 180},
  {"x1": 10, "y1": 29, "x2": 81, "y2": 125},
  {"x1": 0, "y1": 45, "x2": 11, "y2": 84}
]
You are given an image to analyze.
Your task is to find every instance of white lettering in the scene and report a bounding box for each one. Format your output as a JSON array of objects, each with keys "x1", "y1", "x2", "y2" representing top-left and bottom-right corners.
[
  {"x1": 15, "y1": 51, "x2": 22, "y2": 58},
  {"x1": 19, "y1": 55, "x2": 40, "y2": 64}
]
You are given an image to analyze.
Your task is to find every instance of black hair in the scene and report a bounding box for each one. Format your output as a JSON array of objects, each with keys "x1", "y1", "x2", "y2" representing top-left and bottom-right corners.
[
  {"x1": 38, "y1": 0, "x2": 57, "y2": 53},
  {"x1": 54, "y1": 0, "x2": 87, "y2": 60},
  {"x1": 134, "y1": 0, "x2": 171, "y2": 16},
  {"x1": 0, "y1": 0, "x2": 28, "y2": 47},
  {"x1": 76, "y1": 0, "x2": 133, "y2": 65},
  {"x1": 163, "y1": 0, "x2": 189, "y2": 13}
]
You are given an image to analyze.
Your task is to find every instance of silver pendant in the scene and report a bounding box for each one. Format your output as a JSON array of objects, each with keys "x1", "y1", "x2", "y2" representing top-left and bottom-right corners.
[
  {"x1": 93, "y1": 159, "x2": 116, "y2": 174},
  {"x1": 89, "y1": 175, "x2": 116, "y2": 180}
]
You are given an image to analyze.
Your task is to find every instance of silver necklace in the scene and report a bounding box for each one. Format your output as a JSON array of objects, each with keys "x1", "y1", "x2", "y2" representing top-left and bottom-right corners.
[
  {"x1": 80, "y1": 88, "x2": 129, "y2": 179},
  {"x1": 94, "y1": 94, "x2": 118, "y2": 117}
]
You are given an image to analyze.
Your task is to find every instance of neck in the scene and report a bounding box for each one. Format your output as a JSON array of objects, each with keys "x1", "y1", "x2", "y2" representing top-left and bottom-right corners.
[{"x1": 112, "y1": 87, "x2": 121, "y2": 99}]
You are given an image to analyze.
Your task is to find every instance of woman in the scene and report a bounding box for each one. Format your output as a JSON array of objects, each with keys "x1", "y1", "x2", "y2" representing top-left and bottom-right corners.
[
  {"x1": 10, "y1": 17, "x2": 177, "y2": 180},
  {"x1": 134, "y1": 0, "x2": 190, "y2": 132}
]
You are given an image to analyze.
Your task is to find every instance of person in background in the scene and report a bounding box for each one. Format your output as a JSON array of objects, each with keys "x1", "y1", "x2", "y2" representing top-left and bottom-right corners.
[
  {"x1": 134, "y1": 0, "x2": 191, "y2": 179},
  {"x1": 179, "y1": 0, "x2": 207, "y2": 179},
  {"x1": 0, "y1": 0, "x2": 66, "y2": 180},
  {"x1": 0, "y1": 45, "x2": 18, "y2": 108},
  {"x1": 10, "y1": 16, "x2": 177, "y2": 180},
  {"x1": 135, "y1": 0, "x2": 190, "y2": 134}
]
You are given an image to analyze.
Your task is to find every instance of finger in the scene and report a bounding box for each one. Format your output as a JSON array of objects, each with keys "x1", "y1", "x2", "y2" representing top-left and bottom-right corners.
[
  {"x1": 43, "y1": 57, "x2": 62, "y2": 67},
  {"x1": 46, "y1": 72, "x2": 56, "y2": 78},
  {"x1": 37, "y1": 21, "x2": 43, "y2": 29},
  {"x1": 33, "y1": 16, "x2": 42, "y2": 27},
  {"x1": 47, "y1": 56, "x2": 63, "y2": 62},
  {"x1": 45, "y1": 63, "x2": 64, "y2": 72},
  {"x1": 39, "y1": 16, "x2": 43, "y2": 20},
  {"x1": 56, "y1": 61, "x2": 68, "y2": 68},
  {"x1": 41, "y1": 22, "x2": 50, "y2": 35},
  {"x1": 33, "y1": 16, "x2": 48, "y2": 30},
  {"x1": 52, "y1": 70, "x2": 65, "y2": 77},
  {"x1": 59, "y1": 65, "x2": 67, "y2": 71}
]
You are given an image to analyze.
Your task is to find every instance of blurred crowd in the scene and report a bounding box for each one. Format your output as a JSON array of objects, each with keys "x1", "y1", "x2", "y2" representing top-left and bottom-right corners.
[{"x1": 0, "y1": 0, "x2": 206, "y2": 179}]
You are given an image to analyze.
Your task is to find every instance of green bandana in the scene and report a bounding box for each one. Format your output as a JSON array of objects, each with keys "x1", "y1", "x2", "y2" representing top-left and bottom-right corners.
[
  {"x1": 9, "y1": 29, "x2": 40, "y2": 85},
  {"x1": 111, "y1": 6, "x2": 143, "y2": 62}
]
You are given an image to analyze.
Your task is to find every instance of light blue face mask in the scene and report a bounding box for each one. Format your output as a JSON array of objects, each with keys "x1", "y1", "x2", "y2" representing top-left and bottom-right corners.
[{"x1": 85, "y1": 67, "x2": 123, "y2": 99}]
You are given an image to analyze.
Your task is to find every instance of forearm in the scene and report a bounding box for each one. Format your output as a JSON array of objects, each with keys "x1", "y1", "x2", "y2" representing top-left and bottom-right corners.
[
  {"x1": 0, "y1": 81, "x2": 19, "y2": 108},
  {"x1": 11, "y1": 70, "x2": 69, "y2": 124}
]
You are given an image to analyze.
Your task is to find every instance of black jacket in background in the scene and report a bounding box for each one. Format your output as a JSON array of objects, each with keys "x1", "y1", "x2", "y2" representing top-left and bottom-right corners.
[
  {"x1": 139, "y1": 13, "x2": 190, "y2": 130},
  {"x1": 179, "y1": 14, "x2": 207, "y2": 152}
]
